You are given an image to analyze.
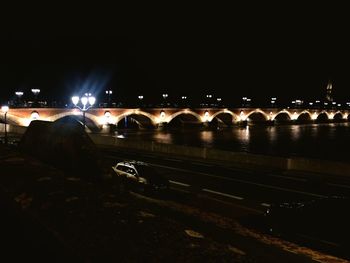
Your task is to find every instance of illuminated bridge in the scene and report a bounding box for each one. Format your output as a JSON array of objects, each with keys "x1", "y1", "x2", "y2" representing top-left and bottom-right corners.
[{"x1": 2, "y1": 107, "x2": 350, "y2": 132}]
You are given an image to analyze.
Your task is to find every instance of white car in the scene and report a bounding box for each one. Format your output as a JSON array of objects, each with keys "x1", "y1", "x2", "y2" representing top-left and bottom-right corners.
[{"x1": 112, "y1": 161, "x2": 169, "y2": 192}]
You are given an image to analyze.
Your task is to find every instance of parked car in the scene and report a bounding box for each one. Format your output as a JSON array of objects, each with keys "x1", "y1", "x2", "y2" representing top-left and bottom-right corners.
[
  {"x1": 264, "y1": 196, "x2": 350, "y2": 249},
  {"x1": 112, "y1": 161, "x2": 169, "y2": 193}
]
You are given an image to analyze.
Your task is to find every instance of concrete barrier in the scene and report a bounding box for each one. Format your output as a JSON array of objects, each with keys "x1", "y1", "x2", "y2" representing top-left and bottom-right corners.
[{"x1": 90, "y1": 134, "x2": 350, "y2": 176}]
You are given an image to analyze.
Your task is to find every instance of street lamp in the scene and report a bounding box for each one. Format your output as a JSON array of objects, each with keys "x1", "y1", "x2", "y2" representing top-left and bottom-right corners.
[
  {"x1": 138, "y1": 95, "x2": 144, "y2": 107},
  {"x1": 71, "y1": 95, "x2": 96, "y2": 129},
  {"x1": 105, "y1": 90, "x2": 113, "y2": 106},
  {"x1": 31, "y1": 89, "x2": 40, "y2": 107},
  {"x1": 271, "y1": 97, "x2": 277, "y2": 107},
  {"x1": 162, "y1": 94, "x2": 168, "y2": 106},
  {"x1": 1, "y1": 106, "x2": 9, "y2": 145},
  {"x1": 15, "y1": 91, "x2": 24, "y2": 106}
]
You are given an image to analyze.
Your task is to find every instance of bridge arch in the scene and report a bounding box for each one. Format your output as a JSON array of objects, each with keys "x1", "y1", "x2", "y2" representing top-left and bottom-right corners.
[
  {"x1": 297, "y1": 111, "x2": 312, "y2": 121},
  {"x1": 115, "y1": 110, "x2": 157, "y2": 128},
  {"x1": 166, "y1": 110, "x2": 202, "y2": 128},
  {"x1": 334, "y1": 112, "x2": 344, "y2": 120},
  {"x1": 246, "y1": 109, "x2": 269, "y2": 122},
  {"x1": 316, "y1": 112, "x2": 329, "y2": 121},
  {"x1": 166, "y1": 110, "x2": 202, "y2": 123},
  {"x1": 210, "y1": 110, "x2": 240, "y2": 123},
  {"x1": 52, "y1": 113, "x2": 101, "y2": 132},
  {"x1": 273, "y1": 111, "x2": 292, "y2": 121}
]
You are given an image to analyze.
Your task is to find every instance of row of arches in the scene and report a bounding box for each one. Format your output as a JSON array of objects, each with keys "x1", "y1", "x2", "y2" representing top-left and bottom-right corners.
[{"x1": 1, "y1": 109, "x2": 349, "y2": 131}]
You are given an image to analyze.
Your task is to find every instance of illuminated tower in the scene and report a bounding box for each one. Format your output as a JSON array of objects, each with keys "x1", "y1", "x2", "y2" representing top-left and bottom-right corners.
[{"x1": 325, "y1": 80, "x2": 333, "y2": 102}]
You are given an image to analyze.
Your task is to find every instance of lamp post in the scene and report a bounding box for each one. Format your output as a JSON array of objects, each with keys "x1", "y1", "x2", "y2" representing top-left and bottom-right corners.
[
  {"x1": 15, "y1": 91, "x2": 24, "y2": 106},
  {"x1": 217, "y1": 97, "x2": 222, "y2": 107},
  {"x1": 106, "y1": 90, "x2": 113, "y2": 106},
  {"x1": 138, "y1": 95, "x2": 144, "y2": 107},
  {"x1": 1, "y1": 106, "x2": 9, "y2": 145},
  {"x1": 71, "y1": 95, "x2": 96, "y2": 129},
  {"x1": 162, "y1": 93, "x2": 168, "y2": 107},
  {"x1": 31, "y1": 89, "x2": 40, "y2": 107}
]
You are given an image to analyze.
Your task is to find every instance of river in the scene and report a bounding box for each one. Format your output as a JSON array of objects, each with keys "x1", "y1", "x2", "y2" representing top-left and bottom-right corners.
[{"x1": 113, "y1": 123, "x2": 350, "y2": 162}]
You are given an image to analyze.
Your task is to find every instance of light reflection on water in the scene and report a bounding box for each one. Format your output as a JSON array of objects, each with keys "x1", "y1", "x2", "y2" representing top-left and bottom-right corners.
[{"x1": 116, "y1": 123, "x2": 350, "y2": 161}]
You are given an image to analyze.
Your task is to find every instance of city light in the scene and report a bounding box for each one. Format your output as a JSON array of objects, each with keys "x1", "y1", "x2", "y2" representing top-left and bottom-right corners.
[
  {"x1": 15, "y1": 91, "x2": 24, "y2": 97},
  {"x1": 71, "y1": 94, "x2": 96, "y2": 129},
  {"x1": 138, "y1": 95, "x2": 144, "y2": 100},
  {"x1": 31, "y1": 111, "x2": 39, "y2": 120},
  {"x1": 105, "y1": 90, "x2": 113, "y2": 95},
  {"x1": 72, "y1": 96, "x2": 79, "y2": 105},
  {"x1": 203, "y1": 110, "x2": 210, "y2": 122},
  {"x1": 31, "y1": 89, "x2": 40, "y2": 95},
  {"x1": 1, "y1": 106, "x2": 9, "y2": 113},
  {"x1": 162, "y1": 94, "x2": 168, "y2": 99},
  {"x1": 160, "y1": 110, "x2": 166, "y2": 120}
]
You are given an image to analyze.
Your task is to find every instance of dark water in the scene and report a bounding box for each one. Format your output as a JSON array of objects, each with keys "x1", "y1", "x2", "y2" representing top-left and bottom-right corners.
[{"x1": 114, "y1": 123, "x2": 350, "y2": 162}]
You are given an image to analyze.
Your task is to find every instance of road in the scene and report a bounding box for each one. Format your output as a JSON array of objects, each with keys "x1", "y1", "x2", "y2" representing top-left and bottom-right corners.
[{"x1": 101, "y1": 147, "x2": 350, "y2": 261}]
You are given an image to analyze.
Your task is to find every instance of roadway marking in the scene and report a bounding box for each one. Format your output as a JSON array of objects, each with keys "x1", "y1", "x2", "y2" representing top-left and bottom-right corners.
[
  {"x1": 151, "y1": 163, "x2": 327, "y2": 198},
  {"x1": 267, "y1": 174, "x2": 307, "y2": 182},
  {"x1": 202, "y1": 188, "x2": 244, "y2": 200},
  {"x1": 169, "y1": 180, "x2": 190, "y2": 187},
  {"x1": 327, "y1": 183, "x2": 350, "y2": 189},
  {"x1": 261, "y1": 203, "x2": 271, "y2": 207}
]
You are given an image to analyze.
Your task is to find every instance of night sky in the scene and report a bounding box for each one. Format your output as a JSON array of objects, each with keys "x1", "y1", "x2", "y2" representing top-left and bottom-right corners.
[{"x1": 1, "y1": 5, "x2": 349, "y2": 106}]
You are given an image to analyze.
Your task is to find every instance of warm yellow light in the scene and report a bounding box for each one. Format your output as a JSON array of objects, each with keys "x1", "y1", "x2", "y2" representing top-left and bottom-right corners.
[
  {"x1": 239, "y1": 111, "x2": 246, "y2": 121},
  {"x1": 202, "y1": 111, "x2": 210, "y2": 122},
  {"x1": 31, "y1": 111, "x2": 39, "y2": 120}
]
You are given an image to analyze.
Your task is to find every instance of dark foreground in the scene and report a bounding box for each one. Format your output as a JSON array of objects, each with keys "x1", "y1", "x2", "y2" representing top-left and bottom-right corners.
[{"x1": 0, "y1": 145, "x2": 347, "y2": 263}]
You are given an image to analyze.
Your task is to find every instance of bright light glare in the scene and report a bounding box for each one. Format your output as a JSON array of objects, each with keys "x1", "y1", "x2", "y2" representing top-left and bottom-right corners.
[
  {"x1": 31, "y1": 89, "x2": 40, "y2": 94},
  {"x1": 88, "y1": 96, "x2": 96, "y2": 106},
  {"x1": 1, "y1": 106, "x2": 9, "y2": 113},
  {"x1": 31, "y1": 111, "x2": 39, "y2": 120},
  {"x1": 81, "y1": 97, "x2": 88, "y2": 106},
  {"x1": 15, "y1": 91, "x2": 24, "y2": 96},
  {"x1": 72, "y1": 96, "x2": 79, "y2": 105}
]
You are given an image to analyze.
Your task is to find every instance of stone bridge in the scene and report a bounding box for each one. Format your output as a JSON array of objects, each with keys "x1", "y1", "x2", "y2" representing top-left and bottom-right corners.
[{"x1": 2, "y1": 107, "x2": 349, "y2": 131}]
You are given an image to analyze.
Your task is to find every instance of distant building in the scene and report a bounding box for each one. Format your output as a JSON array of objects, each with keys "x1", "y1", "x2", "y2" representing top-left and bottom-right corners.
[{"x1": 326, "y1": 80, "x2": 333, "y2": 102}]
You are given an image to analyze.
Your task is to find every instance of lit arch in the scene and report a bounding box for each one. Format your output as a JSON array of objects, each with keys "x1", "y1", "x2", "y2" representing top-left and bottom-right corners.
[
  {"x1": 333, "y1": 111, "x2": 344, "y2": 120},
  {"x1": 49, "y1": 111, "x2": 101, "y2": 127},
  {"x1": 115, "y1": 110, "x2": 157, "y2": 126},
  {"x1": 297, "y1": 110, "x2": 312, "y2": 120},
  {"x1": 209, "y1": 110, "x2": 240, "y2": 122},
  {"x1": 316, "y1": 111, "x2": 329, "y2": 121},
  {"x1": 272, "y1": 110, "x2": 292, "y2": 121},
  {"x1": 166, "y1": 110, "x2": 202, "y2": 123},
  {"x1": 246, "y1": 109, "x2": 269, "y2": 121}
]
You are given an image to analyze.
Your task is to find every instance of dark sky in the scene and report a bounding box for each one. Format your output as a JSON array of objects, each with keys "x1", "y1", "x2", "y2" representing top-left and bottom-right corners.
[{"x1": 1, "y1": 4, "x2": 349, "y2": 105}]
